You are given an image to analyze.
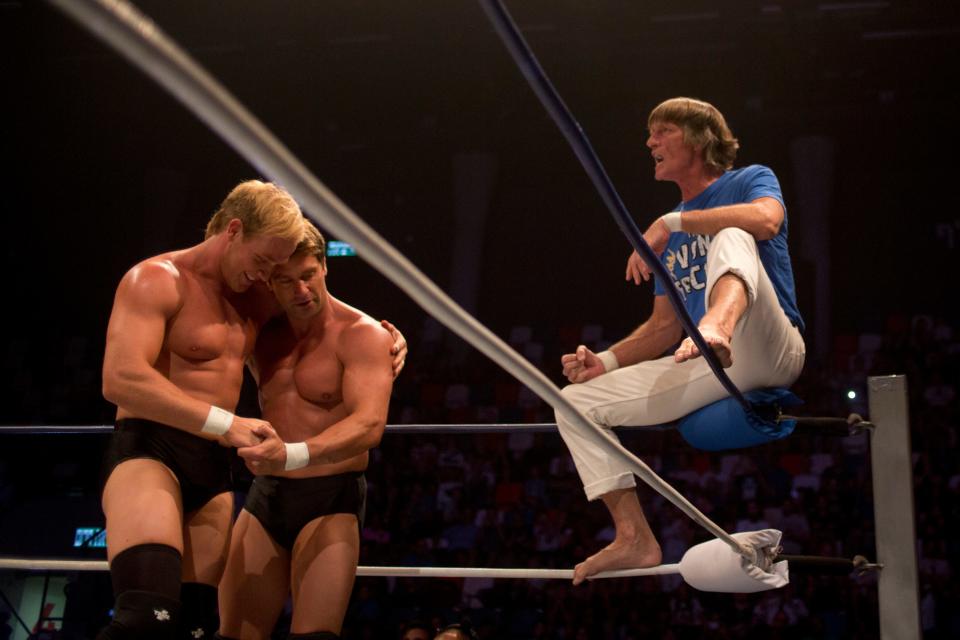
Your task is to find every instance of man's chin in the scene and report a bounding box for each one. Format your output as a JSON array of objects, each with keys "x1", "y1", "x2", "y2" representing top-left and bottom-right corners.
[{"x1": 287, "y1": 302, "x2": 318, "y2": 318}]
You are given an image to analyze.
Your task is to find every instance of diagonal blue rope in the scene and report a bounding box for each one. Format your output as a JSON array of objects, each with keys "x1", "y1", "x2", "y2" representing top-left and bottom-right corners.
[{"x1": 478, "y1": 0, "x2": 752, "y2": 413}]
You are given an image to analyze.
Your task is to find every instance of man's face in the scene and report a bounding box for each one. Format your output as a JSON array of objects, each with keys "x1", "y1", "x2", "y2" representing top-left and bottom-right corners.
[
  {"x1": 646, "y1": 120, "x2": 699, "y2": 183},
  {"x1": 401, "y1": 630, "x2": 431, "y2": 640},
  {"x1": 222, "y1": 221, "x2": 298, "y2": 293},
  {"x1": 269, "y1": 253, "x2": 327, "y2": 319}
]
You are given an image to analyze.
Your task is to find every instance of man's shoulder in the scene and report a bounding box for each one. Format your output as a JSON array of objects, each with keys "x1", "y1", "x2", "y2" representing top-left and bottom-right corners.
[
  {"x1": 123, "y1": 247, "x2": 198, "y2": 287},
  {"x1": 334, "y1": 303, "x2": 392, "y2": 353},
  {"x1": 131, "y1": 253, "x2": 180, "y2": 277},
  {"x1": 728, "y1": 164, "x2": 776, "y2": 181},
  {"x1": 118, "y1": 253, "x2": 186, "y2": 304}
]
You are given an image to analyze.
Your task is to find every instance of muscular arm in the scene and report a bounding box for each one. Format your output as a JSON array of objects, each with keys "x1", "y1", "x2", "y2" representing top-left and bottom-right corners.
[
  {"x1": 101, "y1": 261, "x2": 217, "y2": 433},
  {"x1": 677, "y1": 197, "x2": 784, "y2": 241},
  {"x1": 305, "y1": 323, "x2": 394, "y2": 465},
  {"x1": 608, "y1": 295, "x2": 683, "y2": 367}
]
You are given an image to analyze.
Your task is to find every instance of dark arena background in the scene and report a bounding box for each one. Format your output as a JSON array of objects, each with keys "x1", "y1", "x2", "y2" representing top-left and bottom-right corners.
[{"x1": 2, "y1": 1, "x2": 959, "y2": 638}]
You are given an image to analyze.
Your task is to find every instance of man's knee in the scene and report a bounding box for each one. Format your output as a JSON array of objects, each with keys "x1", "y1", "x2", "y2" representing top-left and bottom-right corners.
[
  {"x1": 555, "y1": 384, "x2": 590, "y2": 430},
  {"x1": 712, "y1": 226, "x2": 754, "y2": 247},
  {"x1": 558, "y1": 382, "x2": 594, "y2": 410},
  {"x1": 96, "y1": 590, "x2": 181, "y2": 640},
  {"x1": 288, "y1": 633, "x2": 340, "y2": 639},
  {"x1": 98, "y1": 543, "x2": 183, "y2": 640}
]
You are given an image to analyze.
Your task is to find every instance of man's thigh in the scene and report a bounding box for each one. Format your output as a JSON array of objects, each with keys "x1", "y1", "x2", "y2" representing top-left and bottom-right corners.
[
  {"x1": 218, "y1": 509, "x2": 290, "y2": 640},
  {"x1": 182, "y1": 491, "x2": 234, "y2": 585},
  {"x1": 568, "y1": 355, "x2": 729, "y2": 427},
  {"x1": 290, "y1": 513, "x2": 359, "y2": 635},
  {"x1": 102, "y1": 458, "x2": 184, "y2": 560}
]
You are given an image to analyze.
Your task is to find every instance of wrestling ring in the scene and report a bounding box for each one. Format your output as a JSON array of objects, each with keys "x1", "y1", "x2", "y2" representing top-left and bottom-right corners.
[
  {"x1": 0, "y1": 381, "x2": 920, "y2": 640},
  {"x1": 1, "y1": 0, "x2": 922, "y2": 638}
]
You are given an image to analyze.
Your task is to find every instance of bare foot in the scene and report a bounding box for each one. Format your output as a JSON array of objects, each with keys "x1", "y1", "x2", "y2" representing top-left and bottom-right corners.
[
  {"x1": 674, "y1": 326, "x2": 733, "y2": 368},
  {"x1": 572, "y1": 539, "x2": 662, "y2": 585}
]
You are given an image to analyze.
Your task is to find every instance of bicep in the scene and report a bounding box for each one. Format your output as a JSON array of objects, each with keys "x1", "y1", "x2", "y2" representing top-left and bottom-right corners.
[
  {"x1": 341, "y1": 332, "x2": 394, "y2": 419},
  {"x1": 103, "y1": 268, "x2": 178, "y2": 372}
]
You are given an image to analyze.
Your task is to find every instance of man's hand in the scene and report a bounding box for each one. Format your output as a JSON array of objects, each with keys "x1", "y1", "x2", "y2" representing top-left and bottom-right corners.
[
  {"x1": 381, "y1": 319, "x2": 408, "y2": 378},
  {"x1": 625, "y1": 217, "x2": 672, "y2": 285},
  {"x1": 561, "y1": 345, "x2": 607, "y2": 383},
  {"x1": 223, "y1": 417, "x2": 275, "y2": 448},
  {"x1": 237, "y1": 424, "x2": 288, "y2": 475}
]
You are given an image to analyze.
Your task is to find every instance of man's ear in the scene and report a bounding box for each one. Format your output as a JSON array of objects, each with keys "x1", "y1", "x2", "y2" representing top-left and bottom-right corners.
[{"x1": 226, "y1": 218, "x2": 244, "y2": 241}]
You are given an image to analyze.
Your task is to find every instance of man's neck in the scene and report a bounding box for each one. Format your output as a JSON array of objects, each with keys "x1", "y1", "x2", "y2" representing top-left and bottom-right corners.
[{"x1": 676, "y1": 168, "x2": 724, "y2": 203}]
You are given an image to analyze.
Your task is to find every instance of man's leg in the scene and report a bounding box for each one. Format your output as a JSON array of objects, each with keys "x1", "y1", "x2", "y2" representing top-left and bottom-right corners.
[
  {"x1": 98, "y1": 459, "x2": 184, "y2": 639},
  {"x1": 675, "y1": 228, "x2": 755, "y2": 367},
  {"x1": 676, "y1": 227, "x2": 805, "y2": 382},
  {"x1": 289, "y1": 513, "x2": 360, "y2": 637},
  {"x1": 217, "y1": 510, "x2": 290, "y2": 640},
  {"x1": 179, "y1": 491, "x2": 233, "y2": 640},
  {"x1": 572, "y1": 488, "x2": 661, "y2": 585},
  {"x1": 555, "y1": 361, "x2": 698, "y2": 584}
]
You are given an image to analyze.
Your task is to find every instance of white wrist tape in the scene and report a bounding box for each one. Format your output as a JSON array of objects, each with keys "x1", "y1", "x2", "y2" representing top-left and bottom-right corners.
[
  {"x1": 661, "y1": 211, "x2": 682, "y2": 232},
  {"x1": 284, "y1": 442, "x2": 310, "y2": 471},
  {"x1": 596, "y1": 350, "x2": 620, "y2": 373},
  {"x1": 201, "y1": 405, "x2": 234, "y2": 435}
]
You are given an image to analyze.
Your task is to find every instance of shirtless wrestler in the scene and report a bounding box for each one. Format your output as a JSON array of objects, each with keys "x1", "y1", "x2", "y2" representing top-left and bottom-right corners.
[{"x1": 216, "y1": 222, "x2": 395, "y2": 640}]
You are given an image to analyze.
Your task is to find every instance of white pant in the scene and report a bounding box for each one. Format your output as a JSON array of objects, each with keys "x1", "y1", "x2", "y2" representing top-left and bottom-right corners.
[{"x1": 556, "y1": 228, "x2": 806, "y2": 500}]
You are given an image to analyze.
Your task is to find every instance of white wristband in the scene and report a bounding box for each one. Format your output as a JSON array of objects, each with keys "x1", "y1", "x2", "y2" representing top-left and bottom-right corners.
[
  {"x1": 596, "y1": 350, "x2": 620, "y2": 373},
  {"x1": 284, "y1": 442, "x2": 310, "y2": 471},
  {"x1": 201, "y1": 405, "x2": 234, "y2": 435},
  {"x1": 661, "y1": 211, "x2": 682, "y2": 232}
]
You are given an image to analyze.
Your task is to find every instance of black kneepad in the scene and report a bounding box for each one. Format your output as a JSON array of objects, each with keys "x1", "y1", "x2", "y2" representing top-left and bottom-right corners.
[
  {"x1": 178, "y1": 582, "x2": 219, "y2": 640},
  {"x1": 288, "y1": 633, "x2": 340, "y2": 640},
  {"x1": 96, "y1": 590, "x2": 181, "y2": 640},
  {"x1": 109, "y1": 543, "x2": 182, "y2": 600}
]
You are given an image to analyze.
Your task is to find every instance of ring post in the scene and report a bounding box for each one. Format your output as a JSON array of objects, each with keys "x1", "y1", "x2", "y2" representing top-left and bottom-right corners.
[{"x1": 867, "y1": 375, "x2": 920, "y2": 640}]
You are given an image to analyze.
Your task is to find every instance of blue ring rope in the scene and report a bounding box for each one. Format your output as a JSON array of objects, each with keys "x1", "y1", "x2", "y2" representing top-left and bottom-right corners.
[{"x1": 477, "y1": 0, "x2": 752, "y2": 413}]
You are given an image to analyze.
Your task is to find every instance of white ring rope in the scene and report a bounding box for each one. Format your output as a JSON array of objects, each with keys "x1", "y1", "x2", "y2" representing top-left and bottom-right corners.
[
  {"x1": 46, "y1": 0, "x2": 751, "y2": 563},
  {"x1": 0, "y1": 557, "x2": 678, "y2": 580}
]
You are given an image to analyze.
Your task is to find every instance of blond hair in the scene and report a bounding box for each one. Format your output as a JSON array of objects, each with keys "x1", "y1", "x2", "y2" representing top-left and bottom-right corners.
[
  {"x1": 205, "y1": 180, "x2": 304, "y2": 242},
  {"x1": 648, "y1": 97, "x2": 739, "y2": 173}
]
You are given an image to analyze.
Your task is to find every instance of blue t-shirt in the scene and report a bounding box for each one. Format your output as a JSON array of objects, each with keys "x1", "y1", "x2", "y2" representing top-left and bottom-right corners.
[{"x1": 652, "y1": 165, "x2": 805, "y2": 332}]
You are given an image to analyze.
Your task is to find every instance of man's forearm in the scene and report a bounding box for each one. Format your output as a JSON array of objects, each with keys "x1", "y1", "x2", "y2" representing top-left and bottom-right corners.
[
  {"x1": 103, "y1": 365, "x2": 226, "y2": 436},
  {"x1": 303, "y1": 413, "x2": 386, "y2": 466},
  {"x1": 677, "y1": 200, "x2": 781, "y2": 241},
  {"x1": 608, "y1": 319, "x2": 682, "y2": 368}
]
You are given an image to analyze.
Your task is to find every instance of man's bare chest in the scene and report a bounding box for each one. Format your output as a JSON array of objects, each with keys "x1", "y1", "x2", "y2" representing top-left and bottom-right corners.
[{"x1": 165, "y1": 281, "x2": 256, "y2": 362}]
